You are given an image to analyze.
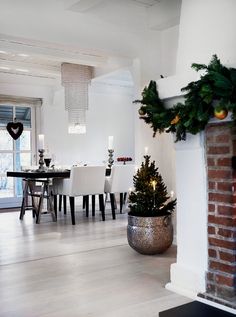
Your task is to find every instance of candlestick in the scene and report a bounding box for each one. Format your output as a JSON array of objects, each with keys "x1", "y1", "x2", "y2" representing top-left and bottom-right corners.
[
  {"x1": 108, "y1": 136, "x2": 114, "y2": 150},
  {"x1": 38, "y1": 149, "x2": 45, "y2": 171},
  {"x1": 108, "y1": 149, "x2": 114, "y2": 168},
  {"x1": 38, "y1": 134, "x2": 45, "y2": 150}
]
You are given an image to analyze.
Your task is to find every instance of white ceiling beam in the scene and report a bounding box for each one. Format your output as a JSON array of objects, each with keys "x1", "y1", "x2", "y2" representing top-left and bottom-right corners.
[
  {"x1": 0, "y1": 72, "x2": 59, "y2": 87},
  {"x1": 65, "y1": 0, "x2": 107, "y2": 12},
  {"x1": 0, "y1": 59, "x2": 60, "y2": 77},
  {"x1": 0, "y1": 34, "x2": 108, "y2": 67}
]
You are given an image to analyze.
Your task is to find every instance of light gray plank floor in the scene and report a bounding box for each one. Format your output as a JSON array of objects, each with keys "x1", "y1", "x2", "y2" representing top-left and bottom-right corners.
[{"x1": 0, "y1": 204, "x2": 191, "y2": 317}]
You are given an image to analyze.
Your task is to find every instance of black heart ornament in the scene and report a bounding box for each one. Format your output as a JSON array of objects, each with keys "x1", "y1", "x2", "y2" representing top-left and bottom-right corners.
[{"x1": 7, "y1": 122, "x2": 24, "y2": 140}]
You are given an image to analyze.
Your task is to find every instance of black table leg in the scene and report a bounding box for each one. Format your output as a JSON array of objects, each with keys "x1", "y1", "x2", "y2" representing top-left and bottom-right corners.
[{"x1": 19, "y1": 180, "x2": 28, "y2": 220}]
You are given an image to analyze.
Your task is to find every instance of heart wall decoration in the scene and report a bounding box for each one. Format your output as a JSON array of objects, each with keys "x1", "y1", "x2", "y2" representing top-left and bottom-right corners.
[{"x1": 6, "y1": 121, "x2": 24, "y2": 140}]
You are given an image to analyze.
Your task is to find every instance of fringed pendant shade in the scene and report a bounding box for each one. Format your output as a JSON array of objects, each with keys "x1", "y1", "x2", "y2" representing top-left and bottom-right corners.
[{"x1": 61, "y1": 63, "x2": 93, "y2": 134}]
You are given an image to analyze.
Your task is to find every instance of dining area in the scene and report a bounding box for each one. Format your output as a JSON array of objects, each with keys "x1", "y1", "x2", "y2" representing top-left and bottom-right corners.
[{"x1": 6, "y1": 137, "x2": 136, "y2": 226}]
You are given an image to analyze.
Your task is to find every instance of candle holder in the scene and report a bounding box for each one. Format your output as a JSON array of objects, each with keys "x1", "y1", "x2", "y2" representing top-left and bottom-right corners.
[
  {"x1": 38, "y1": 149, "x2": 45, "y2": 171},
  {"x1": 108, "y1": 149, "x2": 114, "y2": 168}
]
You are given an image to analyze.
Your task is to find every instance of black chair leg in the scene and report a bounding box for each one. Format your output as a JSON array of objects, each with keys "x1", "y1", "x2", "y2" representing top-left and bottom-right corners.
[
  {"x1": 85, "y1": 195, "x2": 89, "y2": 217},
  {"x1": 120, "y1": 193, "x2": 123, "y2": 214},
  {"x1": 92, "y1": 195, "x2": 95, "y2": 217},
  {"x1": 99, "y1": 194, "x2": 105, "y2": 221},
  {"x1": 114, "y1": 195, "x2": 117, "y2": 209},
  {"x1": 82, "y1": 196, "x2": 86, "y2": 209},
  {"x1": 63, "y1": 195, "x2": 67, "y2": 214},
  {"x1": 99, "y1": 195, "x2": 103, "y2": 211},
  {"x1": 69, "y1": 196, "x2": 75, "y2": 225},
  {"x1": 54, "y1": 195, "x2": 57, "y2": 220},
  {"x1": 59, "y1": 195, "x2": 62, "y2": 211},
  {"x1": 110, "y1": 193, "x2": 116, "y2": 220}
]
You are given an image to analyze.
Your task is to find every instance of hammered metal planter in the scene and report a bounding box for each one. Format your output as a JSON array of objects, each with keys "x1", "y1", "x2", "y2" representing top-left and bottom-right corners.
[{"x1": 127, "y1": 214, "x2": 173, "y2": 255}]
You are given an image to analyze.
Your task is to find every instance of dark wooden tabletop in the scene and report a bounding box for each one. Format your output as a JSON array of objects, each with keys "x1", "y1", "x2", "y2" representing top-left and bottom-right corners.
[
  {"x1": 7, "y1": 168, "x2": 111, "y2": 179},
  {"x1": 7, "y1": 170, "x2": 70, "y2": 179}
]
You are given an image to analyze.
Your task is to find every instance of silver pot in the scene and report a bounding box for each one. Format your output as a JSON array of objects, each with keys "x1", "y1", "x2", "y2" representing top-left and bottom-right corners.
[{"x1": 127, "y1": 214, "x2": 173, "y2": 255}]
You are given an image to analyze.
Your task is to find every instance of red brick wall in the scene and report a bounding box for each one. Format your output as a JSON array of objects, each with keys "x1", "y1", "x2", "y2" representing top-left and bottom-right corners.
[{"x1": 206, "y1": 123, "x2": 236, "y2": 301}]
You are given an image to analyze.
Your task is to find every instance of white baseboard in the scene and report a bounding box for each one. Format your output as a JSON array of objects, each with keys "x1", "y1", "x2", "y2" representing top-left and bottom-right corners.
[
  {"x1": 165, "y1": 282, "x2": 197, "y2": 300},
  {"x1": 165, "y1": 263, "x2": 206, "y2": 299}
]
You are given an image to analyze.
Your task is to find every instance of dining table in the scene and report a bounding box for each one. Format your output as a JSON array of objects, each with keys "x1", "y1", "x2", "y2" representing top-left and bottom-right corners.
[
  {"x1": 7, "y1": 167, "x2": 111, "y2": 224},
  {"x1": 7, "y1": 169, "x2": 70, "y2": 223}
]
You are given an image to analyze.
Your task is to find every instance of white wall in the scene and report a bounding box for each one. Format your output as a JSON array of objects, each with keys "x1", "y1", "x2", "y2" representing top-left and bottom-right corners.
[
  {"x1": 160, "y1": 25, "x2": 179, "y2": 77},
  {"x1": 0, "y1": 79, "x2": 135, "y2": 167},
  {"x1": 42, "y1": 83, "x2": 135, "y2": 165},
  {"x1": 133, "y1": 23, "x2": 179, "y2": 195},
  {"x1": 176, "y1": 0, "x2": 236, "y2": 74}
]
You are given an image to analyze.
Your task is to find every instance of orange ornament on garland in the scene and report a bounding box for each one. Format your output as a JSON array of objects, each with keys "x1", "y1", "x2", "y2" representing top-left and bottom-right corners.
[
  {"x1": 170, "y1": 115, "x2": 180, "y2": 125},
  {"x1": 214, "y1": 108, "x2": 228, "y2": 120}
]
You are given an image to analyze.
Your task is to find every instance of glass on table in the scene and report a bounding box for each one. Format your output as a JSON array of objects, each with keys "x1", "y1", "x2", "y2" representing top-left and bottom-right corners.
[{"x1": 44, "y1": 158, "x2": 51, "y2": 168}]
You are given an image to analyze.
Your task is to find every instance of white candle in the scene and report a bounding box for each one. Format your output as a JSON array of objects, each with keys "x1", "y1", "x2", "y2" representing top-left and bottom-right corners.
[
  {"x1": 151, "y1": 180, "x2": 157, "y2": 191},
  {"x1": 144, "y1": 146, "x2": 148, "y2": 155},
  {"x1": 108, "y1": 136, "x2": 114, "y2": 149},
  {"x1": 38, "y1": 134, "x2": 45, "y2": 149},
  {"x1": 170, "y1": 190, "x2": 174, "y2": 199}
]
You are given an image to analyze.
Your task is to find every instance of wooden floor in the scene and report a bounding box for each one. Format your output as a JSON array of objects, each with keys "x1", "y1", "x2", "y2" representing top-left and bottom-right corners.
[{"x1": 0, "y1": 203, "x2": 190, "y2": 317}]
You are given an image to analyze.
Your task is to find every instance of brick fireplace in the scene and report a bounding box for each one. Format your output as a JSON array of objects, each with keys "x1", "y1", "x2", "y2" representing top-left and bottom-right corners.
[{"x1": 203, "y1": 122, "x2": 236, "y2": 307}]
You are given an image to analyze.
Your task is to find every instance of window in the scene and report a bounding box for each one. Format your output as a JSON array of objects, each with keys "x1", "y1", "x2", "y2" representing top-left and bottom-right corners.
[{"x1": 0, "y1": 99, "x2": 38, "y2": 208}]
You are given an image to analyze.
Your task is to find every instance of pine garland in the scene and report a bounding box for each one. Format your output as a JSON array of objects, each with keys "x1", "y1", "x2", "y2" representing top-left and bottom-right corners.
[{"x1": 134, "y1": 55, "x2": 236, "y2": 142}]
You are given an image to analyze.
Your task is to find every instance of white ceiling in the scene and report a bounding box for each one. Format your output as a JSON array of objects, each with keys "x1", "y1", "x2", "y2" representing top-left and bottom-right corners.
[
  {"x1": 0, "y1": 0, "x2": 181, "y2": 84},
  {"x1": 0, "y1": 33, "x2": 109, "y2": 80}
]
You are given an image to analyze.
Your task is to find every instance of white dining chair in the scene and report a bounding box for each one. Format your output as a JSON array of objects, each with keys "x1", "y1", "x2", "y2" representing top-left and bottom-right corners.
[
  {"x1": 104, "y1": 164, "x2": 135, "y2": 219},
  {"x1": 53, "y1": 165, "x2": 106, "y2": 225}
]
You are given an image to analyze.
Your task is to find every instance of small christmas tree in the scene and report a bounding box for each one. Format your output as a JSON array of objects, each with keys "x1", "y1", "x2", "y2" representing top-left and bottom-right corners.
[{"x1": 129, "y1": 155, "x2": 176, "y2": 217}]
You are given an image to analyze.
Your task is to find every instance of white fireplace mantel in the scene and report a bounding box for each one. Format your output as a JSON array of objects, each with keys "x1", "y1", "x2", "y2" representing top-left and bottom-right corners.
[
  {"x1": 156, "y1": 71, "x2": 199, "y2": 100},
  {"x1": 165, "y1": 131, "x2": 208, "y2": 299}
]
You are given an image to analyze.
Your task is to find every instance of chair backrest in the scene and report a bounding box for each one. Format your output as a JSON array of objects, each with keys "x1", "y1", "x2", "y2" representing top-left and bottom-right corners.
[
  {"x1": 109, "y1": 164, "x2": 135, "y2": 193},
  {"x1": 69, "y1": 165, "x2": 106, "y2": 196}
]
